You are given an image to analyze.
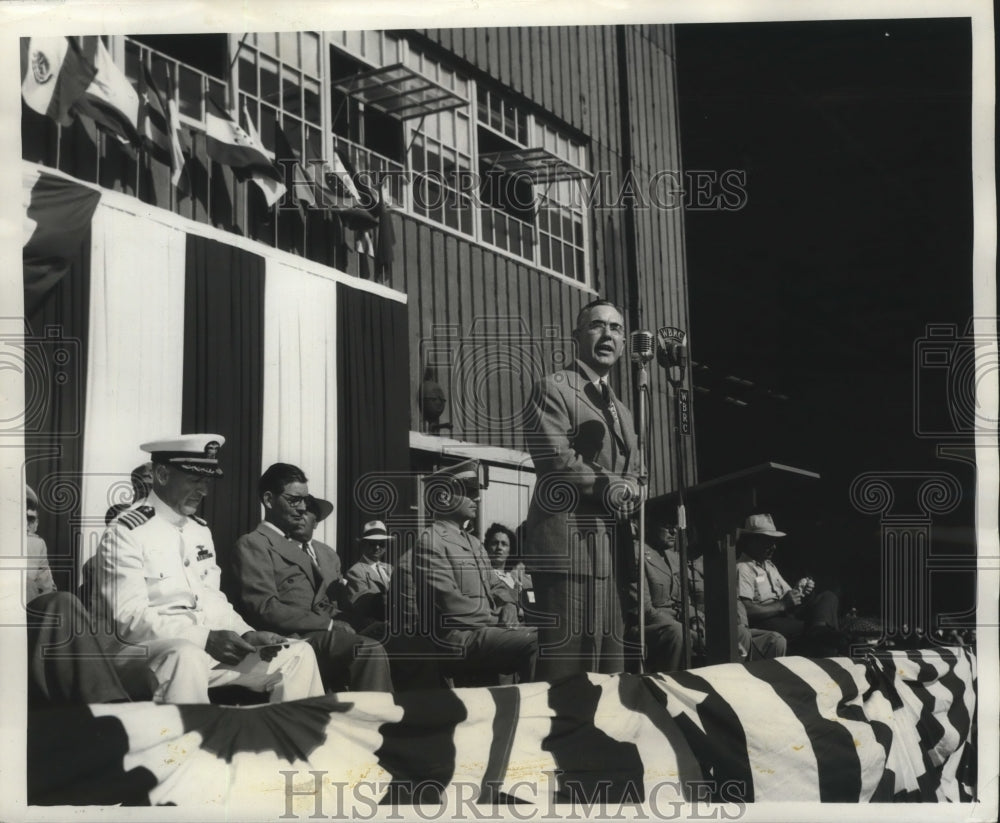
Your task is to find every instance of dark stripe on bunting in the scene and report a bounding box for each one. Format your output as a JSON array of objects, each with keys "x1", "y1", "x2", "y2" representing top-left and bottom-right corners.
[
  {"x1": 667, "y1": 668, "x2": 755, "y2": 802},
  {"x1": 182, "y1": 235, "x2": 265, "y2": 589},
  {"x1": 628, "y1": 675, "x2": 707, "y2": 799},
  {"x1": 901, "y1": 648, "x2": 950, "y2": 799},
  {"x1": 748, "y1": 659, "x2": 863, "y2": 802},
  {"x1": 809, "y1": 657, "x2": 896, "y2": 801},
  {"x1": 480, "y1": 685, "x2": 521, "y2": 803},
  {"x1": 375, "y1": 687, "x2": 467, "y2": 805},
  {"x1": 541, "y1": 673, "x2": 646, "y2": 804},
  {"x1": 935, "y1": 647, "x2": 974, "y2": 747},
  {"x1": 178, "y1": 699, "x2": 337, "y2": 762}
]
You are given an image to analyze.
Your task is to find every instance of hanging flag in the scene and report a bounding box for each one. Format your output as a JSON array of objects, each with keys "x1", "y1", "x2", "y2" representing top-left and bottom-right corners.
[
  {"x1": 137, "y1": 64, "x2": 170, "y2": 163},
  {"x1": 72, "y1": 37, "x2": 141, "y2": 146},
  {"x1": 205, "y1": 98, "x2": 285, "y2": 207},
  {"x1": 273, "y1": 122, "x2": 315, "y2": 217},
  {"x1": 23, "y1": 169, "x2": 102, "y2": 314},
  {"x1": 164, "y1": 66, "x2": 188, "y2": 193},
  {"x1": 21, "y1": 36, "x2": 96, "y2": 126},
  {"x1": 374, "y1": 175, "x2": 396, "y2": 283},
  {"x1": 137, "y1": 63, "x2": 188, "y2": 194}
]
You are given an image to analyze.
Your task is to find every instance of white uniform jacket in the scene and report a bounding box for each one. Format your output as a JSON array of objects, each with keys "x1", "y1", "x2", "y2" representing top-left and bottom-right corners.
[{"x1": 94, "y1": 490, "x2": 252, "y2": 652}]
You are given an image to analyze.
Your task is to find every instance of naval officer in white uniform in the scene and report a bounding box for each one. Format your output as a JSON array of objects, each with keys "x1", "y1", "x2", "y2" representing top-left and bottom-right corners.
[{"x1": 93, "y1": 434, "x2": 324, "y2": 704}]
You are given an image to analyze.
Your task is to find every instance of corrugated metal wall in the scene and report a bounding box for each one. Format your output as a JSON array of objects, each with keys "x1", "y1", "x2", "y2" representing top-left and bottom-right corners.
[{"x1": 412, "y1": 25, "x2": 695, "y2": 494}]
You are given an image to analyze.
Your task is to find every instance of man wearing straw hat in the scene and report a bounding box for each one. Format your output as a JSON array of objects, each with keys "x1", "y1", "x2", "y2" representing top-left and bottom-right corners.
[
  {"x1": 344, "y1": 520, "x2": 394, "y2": 627},
  {"x1": 735, "y1": 512, "x2": 842, "y2": 653}
]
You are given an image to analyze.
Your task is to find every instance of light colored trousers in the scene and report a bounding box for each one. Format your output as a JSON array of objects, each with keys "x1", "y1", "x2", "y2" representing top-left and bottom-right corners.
[{"x1": 119, "y1": 638, "x2": 324, "y2": 704}]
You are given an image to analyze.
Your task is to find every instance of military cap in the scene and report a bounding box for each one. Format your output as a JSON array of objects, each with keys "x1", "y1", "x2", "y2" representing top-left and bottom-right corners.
[
  {"x1": 426, "y1": 458, "x2": 480, "y2": 497},
  {"x1": 141, "y1": 434, "x2": 226, "y2": 477}
]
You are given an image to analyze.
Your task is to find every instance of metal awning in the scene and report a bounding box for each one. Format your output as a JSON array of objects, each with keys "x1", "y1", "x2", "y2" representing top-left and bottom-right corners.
[
  {"x1": 479, "y1": 147, "x2": 592, "y2": 183},
  {"x1": 331, "y1": 63, "x2": 468, "y2": 120}
]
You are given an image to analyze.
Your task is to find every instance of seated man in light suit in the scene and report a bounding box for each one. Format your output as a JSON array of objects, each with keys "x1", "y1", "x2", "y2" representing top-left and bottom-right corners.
[
  {"x1": 233, "y1": 463, "x2": 392, "y2": 692},
  {"x1": 343, "y1": 520, "x2": 394, "y2": 629},
  {"x1": 93, "y1": 435, "x2": 324, "y2": 704}
]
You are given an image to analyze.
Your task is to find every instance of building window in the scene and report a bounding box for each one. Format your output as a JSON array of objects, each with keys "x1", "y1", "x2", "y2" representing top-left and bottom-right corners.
[
  {"x1": 237, "y1": 32, "x2": 324, "y2": 163},
  {"x1": 125, "y1": 34, "x2": 228, "y2": 125},
  {"x1": 403, "y1": 49, "x2": 475, "y2": 235},
  {"x1": 475, "y1": 85, "x2": 590, "y2": 283}
]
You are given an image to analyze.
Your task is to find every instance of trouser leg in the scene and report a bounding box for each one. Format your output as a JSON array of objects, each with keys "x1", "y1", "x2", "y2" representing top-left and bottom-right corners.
[
  {"x1": 27, "y1": 591, "x2": 132, "y2": 705},
  {"x1": 305, "y1": 628, "x2": 393, "y2": 692}
]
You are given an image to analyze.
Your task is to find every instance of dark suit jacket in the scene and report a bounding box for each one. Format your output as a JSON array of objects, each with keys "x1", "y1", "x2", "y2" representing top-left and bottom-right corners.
[
  {"x1": 232, "y1": 523, "x2": 346, "y2": 634},
  {"x1": 524, "y1": 365, "x2": 639, "y2": 577}
]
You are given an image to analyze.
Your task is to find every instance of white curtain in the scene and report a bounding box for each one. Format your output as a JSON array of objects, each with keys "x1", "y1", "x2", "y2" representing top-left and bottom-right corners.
[
  {"x1": 79, "y1": 204, "x2": 186, "y2": 564},
  {"x1": 261, "y1": 259, "x2": 338, "y2": 546}
]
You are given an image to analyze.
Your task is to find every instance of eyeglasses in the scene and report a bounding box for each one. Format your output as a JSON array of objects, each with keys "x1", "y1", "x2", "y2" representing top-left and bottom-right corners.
[
  {"x1": 280, "y1": 493, "x2": 309, "y2": 508},
  {"x1": 585, "y1": 319, "x2": 625, "y2": 337}
]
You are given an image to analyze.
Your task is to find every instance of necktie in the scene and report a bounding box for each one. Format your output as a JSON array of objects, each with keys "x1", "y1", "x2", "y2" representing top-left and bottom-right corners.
[
  {"x1": 302, "y1": 541, "x2": 319, "y2": 570},
  {"x1": 598, "y1": 380, "x2": 627, "y2": 458},
  {"x1": 600, "y1": 380, "x2": 622, "y2": 433}
]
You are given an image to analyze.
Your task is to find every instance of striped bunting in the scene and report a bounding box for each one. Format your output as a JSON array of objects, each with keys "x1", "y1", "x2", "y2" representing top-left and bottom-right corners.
[{"x1": 27, "y1": 648, "x2": 976, "y2": 809}]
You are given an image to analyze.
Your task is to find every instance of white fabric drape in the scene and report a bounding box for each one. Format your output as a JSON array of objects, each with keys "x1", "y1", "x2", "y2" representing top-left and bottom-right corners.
[
  {"x1": 79, "y1": 204, "x2": 186, "y2": 565},
  {"x1": 261, "y1": 259, "x2": 338, "y2": 546}
]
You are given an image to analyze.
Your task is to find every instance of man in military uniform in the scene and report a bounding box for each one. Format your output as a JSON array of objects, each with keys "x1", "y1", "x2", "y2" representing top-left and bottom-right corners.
[
  {"x1": 93, "y1": 435, "x2": 324, "y2": 704},
  {"x1": 406, "y1": 459, "x2": 537, "y2": 685}
]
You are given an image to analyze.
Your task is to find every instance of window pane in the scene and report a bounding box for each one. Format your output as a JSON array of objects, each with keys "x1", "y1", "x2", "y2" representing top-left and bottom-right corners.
[
  {"x1": 459, "y1": 197, "x2": 472, "y2": 234},
  {"x1": 573, "y1": 217, "x2": 583, "y2": 245},
  {"x1": 411, "y1": 147, "x2": 425, "y2": 174},
  {"x1": 303, "y1": 78, "x2": 320, "y2": 125},
  {"x1": 282, "y1": 67, "x2": 301, "y2": 116},
  {"x1": 279, "y1": 31, "x2": 298, "y2": 65},
  {"x1": 238, "y1": 55, "x2": 257, "y2": 96},
  {"x1": 444, "y1": 197, "x2": 459, "y2": 230},
  {"x1": 178, "y1": 65, "x2": 201, "y2": 118},
  {"x1": 259, "y1": 105, "x2": 277, "y2": 152},
  {"x1": 284, "y1": 117, "x2": 303, "y2": 157},
  {"x1": 456, "y1": 116, "x2": 470, "y2": 154},
  {"x1": 302, "y1": 32, "x2": 320, "y2": 76},
  {"x1": 423, "y1": 113, "x2": 438, "y2": 140},
  {"x1": 576, "y1": 249, "x2": 585, "y2": 281},
  {"x1": 305, "y1": 125, "x2": 322, "y2": 161},
  {"x1": 260, "y1": 55, "x2": 279, "y2": 106},
  {"x1": 481, "y1": 209, "x2": 494, "y2": 243},
  {"x1": 208, "y1": 77, "x2": 226, "y2": 111},
  {"x1": 550, "y1": 240, "x2": 562, "y2": 273},
  {"x1": 540, "y1": 237, "x2": 550, "y2": 268},
  {"x1": 562, "y1": 214, "x2": 573, "y2": 241},
  {"x1": 256, "y1": 32, "x2": 277, "y2": 56}
]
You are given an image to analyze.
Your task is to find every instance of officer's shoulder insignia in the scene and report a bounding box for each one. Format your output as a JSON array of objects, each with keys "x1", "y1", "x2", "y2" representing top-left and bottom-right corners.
[
  {"x1": 116, "y1": 505, "x2": 155, "y2": 531},
  {"x1": 190, "y1": 514, "x2": 208, "y2": 526}
]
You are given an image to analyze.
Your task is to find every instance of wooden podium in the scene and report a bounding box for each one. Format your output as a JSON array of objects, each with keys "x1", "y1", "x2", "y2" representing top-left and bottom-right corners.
[{"x1": 648, "y1": 462, "x2": 821, "y2": 664}]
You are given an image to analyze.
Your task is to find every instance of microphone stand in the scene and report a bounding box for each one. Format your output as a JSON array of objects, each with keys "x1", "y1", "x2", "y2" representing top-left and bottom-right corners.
[
  {"x1": 634, "y1": 357, "x2": 650, "y2": 674},
  {"x1": 667, "y1": 362, "x2": 691, "y2": 670}
]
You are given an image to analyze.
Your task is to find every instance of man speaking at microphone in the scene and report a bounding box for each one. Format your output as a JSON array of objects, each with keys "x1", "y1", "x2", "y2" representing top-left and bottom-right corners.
[{"x1": 524, "y1": 299, "x2": 642, "y2": 678}]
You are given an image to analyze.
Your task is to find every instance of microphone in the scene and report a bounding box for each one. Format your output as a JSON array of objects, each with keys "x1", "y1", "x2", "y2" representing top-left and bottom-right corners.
[
  {"x1": 630, "y1": 330, "x2": 655, "y2": 365},
  {"x1": 656, "y1": 327, "x2": 688, "y2": 385}
]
